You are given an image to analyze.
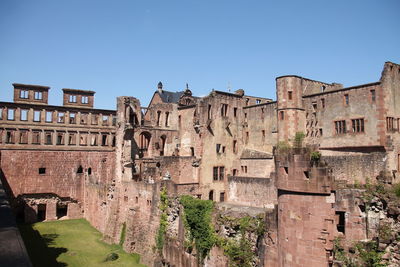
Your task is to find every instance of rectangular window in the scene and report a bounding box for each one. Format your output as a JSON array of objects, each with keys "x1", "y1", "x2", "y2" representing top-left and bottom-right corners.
[
  {"x1": 165, "y1": 112, "x2": 169, "y2": 126},
  {"x1": 69, "y1": 95, "x2": 77, "y2": 103},
  {"x1": 220, "y1": 192, "x2": 225, "y2": 202},
  {"x1": 6, "y1": 130, "x2": 15, "y2": 144},
  {"x1": 386, "y1": 117, "x2": 396, "y2": 132},
  {"x1": 19, "y1": 130, "x2": 28, "y2": 144},
  {"x1": 351, "y1": 118, "x2": 364, "y2": 133},
  {"x1": 69, "y1": 113, "x2": 76, "y2": 124},
  {"x1": 45, "y1": 111, "x2": 53, "y2": 122},
  {"x1": 208, "y1": 105, "x2": 212, "y2": 119},
  {"x1": 80, "y1": 113, "x2": 88, "y2": 125},
  {"x1": 262, "y1": 130, "x2": 265, "y2": 142},
  {"x1": 245, "y1": 131, "x2": 249, "y2": 144},
  {"x1": 101, "y1": 134, "x2": 108, "y2": 146},
  {"x1": 91, "y1": 114, "x2": 98, "y2": 125},
  {"x1": 371, "y1": 90, "x2": 376, "y2": 102},
  {"x1": 20, "y1": 90, "x2": 29, "y2": 99},
  {"x1": 90, "y1": 133, "x2": 98, "y2": 146},
  {"x1": 344, "y1": 94, "x2": 349, "y2": 105},
  {"x1": 219, "y1": 166, "x2": 224, "y2": 180},
  {"x1": 45, "y1": 132, "x2": 52, "y2": 145},
  {"x1": 156, "y1": 111, "x2": 161, "y2": 126},
  {"x1": 57, "y1": 112, "x2": 65, "y2": 123},
  {"x1": 56, "y1": 132, "x2": 65, "y2": 145},
  {"x1": 233, "y1": 140, "x2": 237, "y2": 153},
  {"x1": 335, "y1": 120, "x2": 346, "y2": 134},
  {"x1": 0, "y1": 108, "x2": 3, "y2": 120},
  {"x1": 213, "y1": 167, "x2": 219, "y2": 181},
  {"x1": 81, "y1": 96, "x2": 88, "y2": 104},
  {"x1": 256, "y1": 99, "x2": 261, "y2": 104},
  {"x1": 102, "y1": 115, "x2": 109, "y2": 126},
  {"x1": 79, "y1": 132, "x2": 88, "y2": 146},
  {"x1": 32, "y1": 131, "x2": 41, "y2": 144},
  {"x1": 34, "y1": 91, "x2": 43, "y2": 100},
  {"x1": 68, "y1": 132, "x2": 76, "y2": 145},
  {"x1": 112, "y1": 115, "x2": 117, "y2": 126},
  {"x1": 20, "y1": 109, "x2": 28, "y2": 121},
  {"x1": 279, "y1": 111, "x2": 284, "y2": 120},
  {"x1": 216, "y1": 144, "x2": 221, "y2": 154},
  {"x1": 233, "y1": 107, "x2": 237, "y2": 117},
  {"x1": 7, "y1": 109, "x2": 15, "y2": 120},
  {"x1": 33, "y1": 110, "x2": 41, "y2": 122},
  {"x1": 221, "y1": 104, "x2": 228, "y2": 117},
  {"x1": 321, "y1": 98, "x2": 325, "y2": 109},
  {"x1": 288, "y1": 91, "x2": 293, "y2": 100}
]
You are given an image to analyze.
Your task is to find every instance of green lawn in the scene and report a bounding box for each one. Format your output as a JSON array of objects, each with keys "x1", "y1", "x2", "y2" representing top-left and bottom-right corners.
[{"x1": 18, "y1": 219, "x2": 147, "y2": 267}]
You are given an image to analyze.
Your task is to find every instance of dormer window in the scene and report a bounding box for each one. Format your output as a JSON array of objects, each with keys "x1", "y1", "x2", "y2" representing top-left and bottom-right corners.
[
  {"x1": 69, "y1": 95, "x2": 77, "y2": 103},
  {"x1": 20, "y1": 90, "x2": 29, "y2": 99},
  {"x1": 82, "y1": 96, "x2": 89, "y2": 104},
  {"x1": 34, "y1": 91, "x2": 43, "y2": 100}
]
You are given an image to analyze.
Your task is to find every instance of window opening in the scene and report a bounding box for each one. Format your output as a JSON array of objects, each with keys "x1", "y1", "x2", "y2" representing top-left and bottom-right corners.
[
  {"x1": 39, "y1": 168, "x2": 46, "y2": 174},
  {"x1": 20, "y1": 90, "x2": 29, "y2": 99},
  {"x1": 7, "y1": 109, "x2": 15, "y2": 120},
  {"x1": 34, "y1": 91, "x2": 43, "y2": 100},
  {"x1": 20, "y1": 109, "x2": 28, "y2": 121},
  {"x1": 77, "y1": 165, "x2": 83, "y2": 174},
  {"x1": 45, "y1": 111, "x2": 52, "y2": 122},
  {"x1": 69, "y1": 95, "x2": 77, "y2": 103}
]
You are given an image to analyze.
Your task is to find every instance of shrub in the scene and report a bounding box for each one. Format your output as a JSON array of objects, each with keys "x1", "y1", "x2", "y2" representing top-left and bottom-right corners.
[
  {"x1": 105, "y1": 252, "x2": 119, "y2": 262},
  {"x1": 294, "y1": 132, "x2": 305, "y2": 148}
]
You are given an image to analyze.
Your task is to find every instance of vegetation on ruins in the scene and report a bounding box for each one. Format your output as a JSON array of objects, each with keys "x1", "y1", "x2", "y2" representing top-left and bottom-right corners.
[
  {"x1": 333, "y1": 237, "x2": 386, "y2": 267},
  {"x1": 156, "y1": 186, "x2": 169, "y2": 253},
  {"x1": 216, "y1": 215, "x2": 265, "y2": 267},
  {"x1": 119, "y1": 222, "x2": 126, "y2": 246},
  {"x1": 180, "y1": 195, "x2": 215, "y2": 263},
  {"x1": 18, "y1": 219, "x2": 146, "y2": 267},
  {"x1": 310, "y1": 151, "x2": 321, "y2": 164},
  {"x1": 293, "y1": 131, "x2": 305, "y2": 148}
]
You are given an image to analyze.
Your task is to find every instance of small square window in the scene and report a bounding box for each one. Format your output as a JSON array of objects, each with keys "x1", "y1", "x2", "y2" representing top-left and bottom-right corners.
[
  {"x1": 34, "y1": 91, "x2": 43, "y2": 100},
  {"x1": 39, "y1": 168, "x2": 46, "y2": 174},
  {"x1": 20, "y1": 90, "x2": 29, "y2": 99},
  {"x1": 69, "y1": 95, "x2": 77, "y2": 103}
]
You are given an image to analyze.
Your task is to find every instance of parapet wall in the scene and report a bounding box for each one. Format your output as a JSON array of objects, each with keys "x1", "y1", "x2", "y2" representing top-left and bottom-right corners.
[{"x1": 227, "y1": 176, "x2": 276, "y2": 208}]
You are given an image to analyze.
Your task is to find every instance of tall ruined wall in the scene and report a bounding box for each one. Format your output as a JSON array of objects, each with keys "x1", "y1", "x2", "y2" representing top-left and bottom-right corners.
[
  {"x1": 275, "y1": 149, "x2": 336, "y2": 267},
  {"x1": 0, "y1": 150, "x2": 114, "y2": 200}
]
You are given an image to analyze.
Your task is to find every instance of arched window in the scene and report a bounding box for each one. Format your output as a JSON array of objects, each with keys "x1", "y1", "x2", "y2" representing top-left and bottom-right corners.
[
  {"x1": 139, "y1": 132, "x2": 151, "y2": 150},
  {"x1": 160, "y1": 135, "x2": 166, "y2": 156}
]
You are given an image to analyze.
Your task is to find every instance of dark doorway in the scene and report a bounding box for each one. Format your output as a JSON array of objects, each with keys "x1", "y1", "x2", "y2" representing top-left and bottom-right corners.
[
  {"x1": 208, "y1": 190, "x2": 214, "y2": 201},
  {"x1": 37, "y1": 204, "x2": 46, "y2": 222},
  {"x1": 56, "y1": 203, "x2": 68, "y2": 219}
]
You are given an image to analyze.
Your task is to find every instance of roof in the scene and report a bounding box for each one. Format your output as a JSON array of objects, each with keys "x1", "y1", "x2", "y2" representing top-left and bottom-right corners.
[
  {"x1": 12, "y1": 83, "x2": 50, "y2": 90},
  {"x1": 158, "y1": 90, "x2": 184, "y2": 103},
  {"x1": 62, "y1": 88, "x2": 96, "y2": 95}
]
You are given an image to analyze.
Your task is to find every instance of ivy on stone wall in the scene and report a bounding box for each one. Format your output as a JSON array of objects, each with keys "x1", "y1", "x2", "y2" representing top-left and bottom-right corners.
[
  {"x1": 216, "y1": 215, "x2": 265, "y2": 267},
  {"x1": 156, "y1": 186, "x2": 169, "y2": 253},
  {"x1": 180, "y1": 195, "x2": 215, "y2": 263},
  {"x1": 119, "y1": 222, "x2": 126, "y2": 246}
]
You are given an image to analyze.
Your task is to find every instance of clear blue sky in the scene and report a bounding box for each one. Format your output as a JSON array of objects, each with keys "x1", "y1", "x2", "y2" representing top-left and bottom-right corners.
[{"x1": 0, "y1": 0, "x2": 399, "y2": 110}]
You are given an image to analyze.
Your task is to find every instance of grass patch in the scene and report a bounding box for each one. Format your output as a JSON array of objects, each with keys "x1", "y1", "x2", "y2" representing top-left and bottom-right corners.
[{"x1": 18, "y1": 219, "x2": 146, "y2": 267}]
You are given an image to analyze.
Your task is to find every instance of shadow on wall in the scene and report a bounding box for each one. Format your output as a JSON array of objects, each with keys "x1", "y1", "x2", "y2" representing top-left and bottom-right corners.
[{"x1": 18, "y1": 224, "x2": 67, "y2": 267}]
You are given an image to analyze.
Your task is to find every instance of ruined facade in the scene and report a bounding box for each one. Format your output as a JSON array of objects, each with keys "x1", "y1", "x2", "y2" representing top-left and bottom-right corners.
[{"x1": 1, "y1": 61, "x2": 400, "y2": 266}]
